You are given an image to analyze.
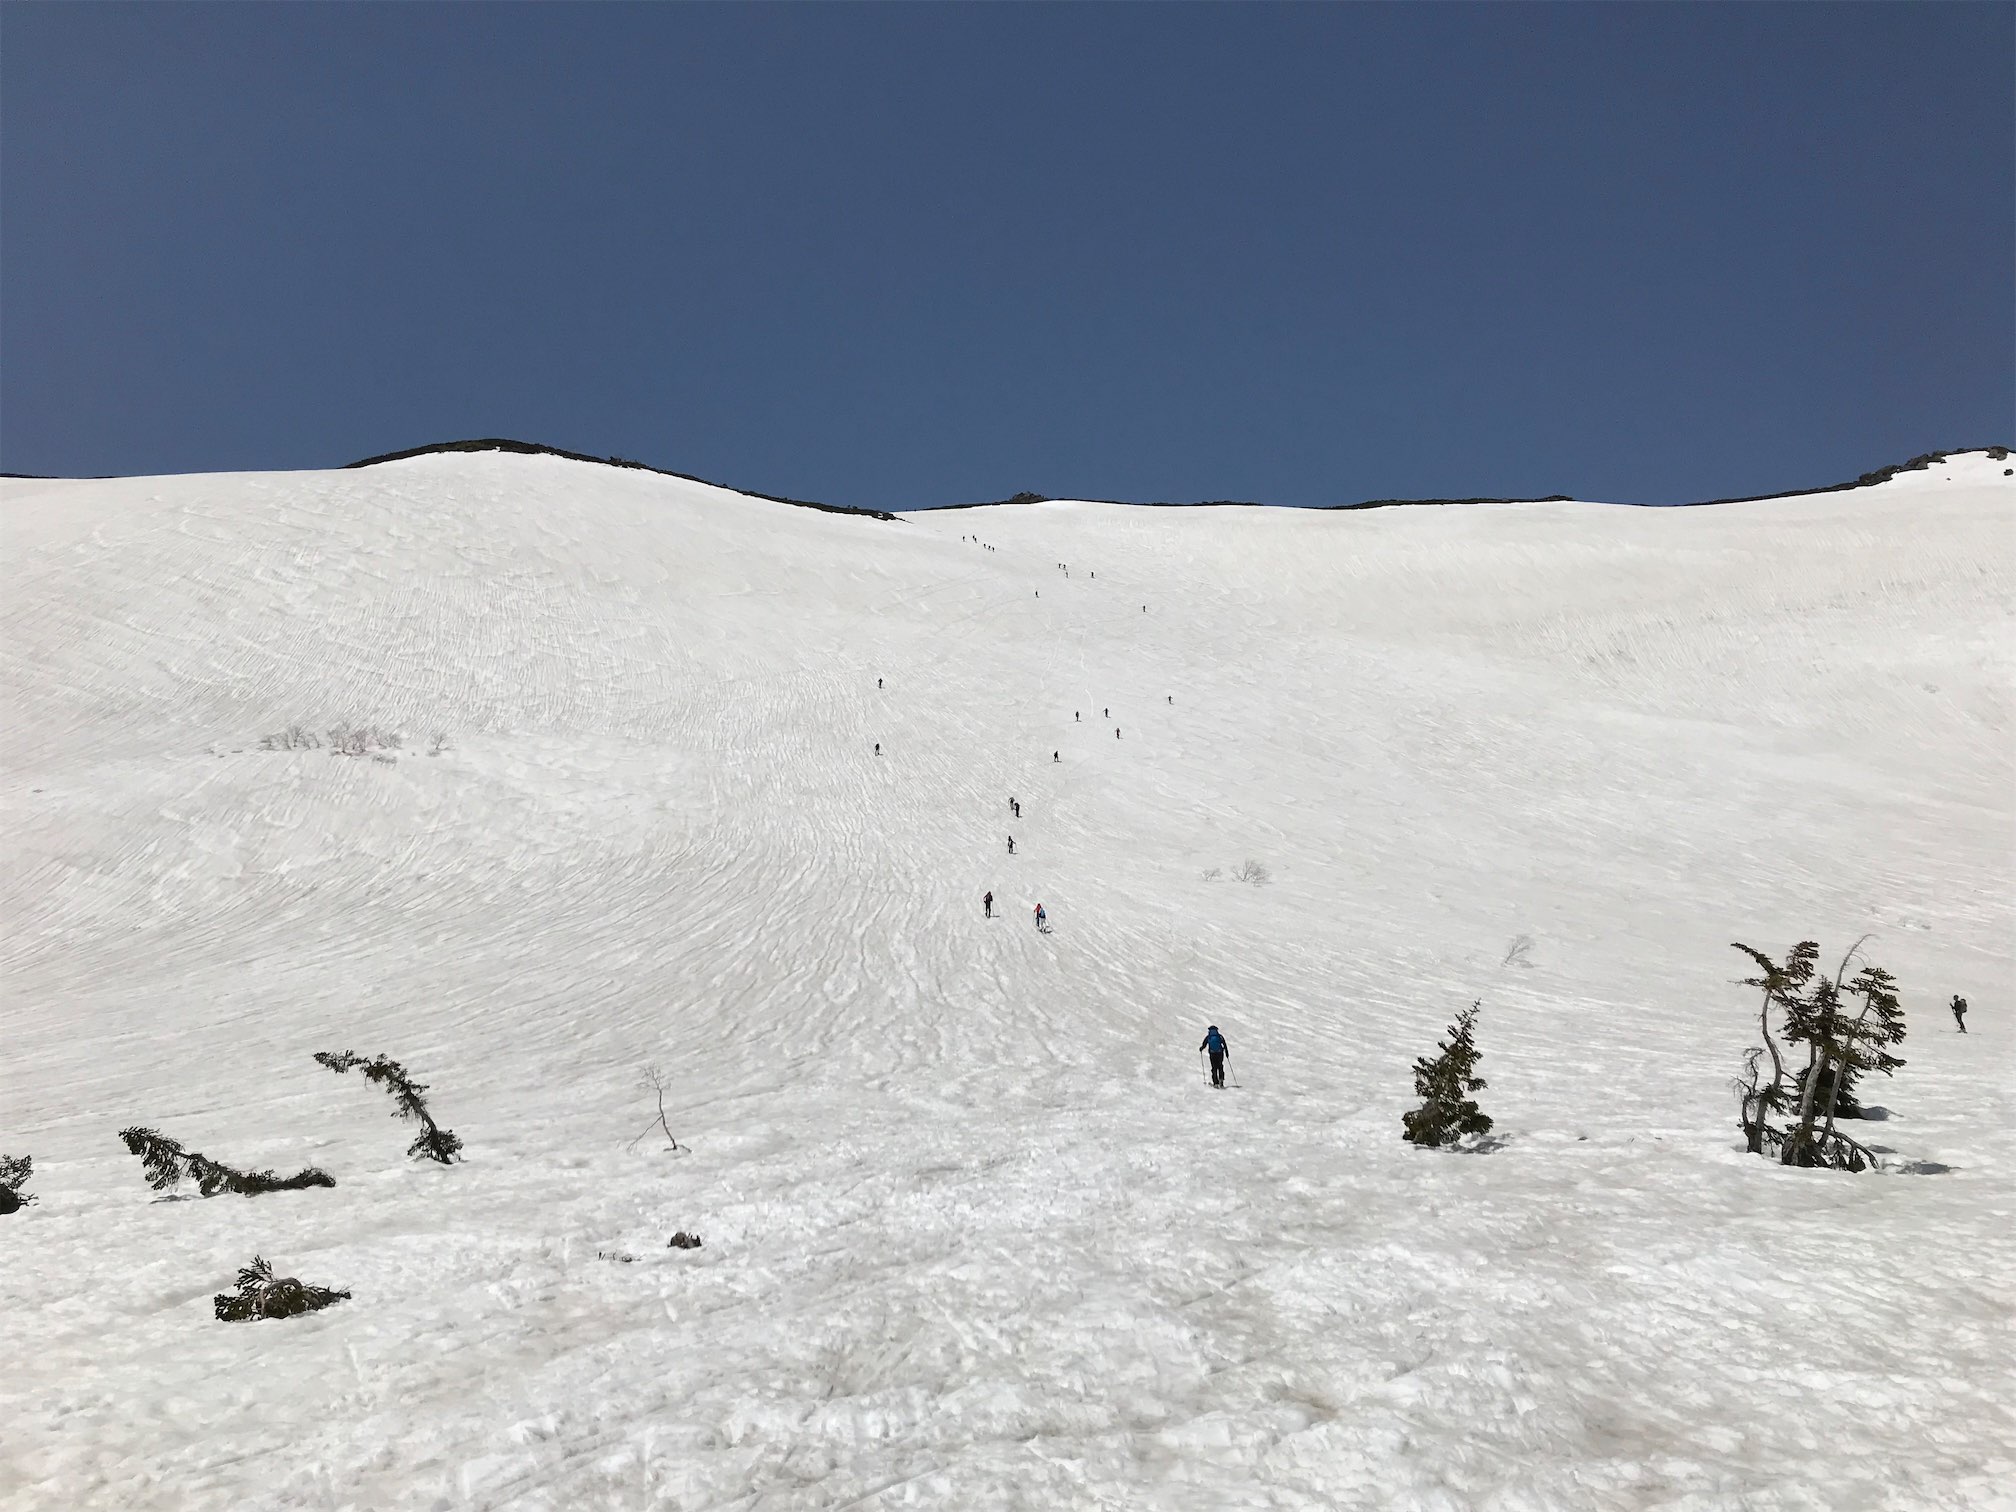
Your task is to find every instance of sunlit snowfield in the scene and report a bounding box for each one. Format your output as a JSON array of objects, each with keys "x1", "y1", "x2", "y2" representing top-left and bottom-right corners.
[{"x1": 3, "y1": 450, "x2": 2012, "y2": 1512}]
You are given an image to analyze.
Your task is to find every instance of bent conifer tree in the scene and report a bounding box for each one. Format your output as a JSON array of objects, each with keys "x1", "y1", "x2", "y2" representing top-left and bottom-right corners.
[
  {"x1": 315, "y1": 1051, "x2": 463, "y2": 1163},
  {"x1": 1731, "y1": 939, "x2": 1905, "y2": 1171},
  {"x1": 118, "y1": 1128, "x2": 335, "y2": 1197}
]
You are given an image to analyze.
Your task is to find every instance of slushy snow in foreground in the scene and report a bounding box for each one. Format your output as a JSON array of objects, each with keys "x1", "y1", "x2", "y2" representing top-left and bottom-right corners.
[{"x1": 2, "y1": 449, "x2": 2012, "y2": 1511}]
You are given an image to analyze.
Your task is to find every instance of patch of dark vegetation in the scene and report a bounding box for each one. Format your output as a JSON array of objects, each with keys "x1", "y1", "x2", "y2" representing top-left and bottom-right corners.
[
  {"x1": 119, "y1": 1127, "x2": 335, "y2": 1197},
  {"x1": 667, "y1": 1231, "x2": 704, "y2": 1249},
  {"x1": 926, "y1": 490, "x2": 1056, "y2": 511},
  {"x1": 1685, "y1": 449, "x2": 2009, "y2": 508},
  {"x1": 314, "y1": 1051, "x2": 463, "y2": 1164},
  {"x1": 343, "y1": 439, "x2": 900, "y2": 522},
  {"x1": 214, "y1": 1256, "x2": 350, "y2": 1322},
  {"x1": 0, "y1": 1154, "x2": 34, "y2": 1213},
  {"x1": 1329, "y1": 493, "x2": 1577, "y2": 512}
]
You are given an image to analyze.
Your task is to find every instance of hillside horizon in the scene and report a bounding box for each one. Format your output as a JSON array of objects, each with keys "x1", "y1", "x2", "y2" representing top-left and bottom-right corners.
[{"x1": 6, "y1": 438, "x2": 2010, "y2": 517}]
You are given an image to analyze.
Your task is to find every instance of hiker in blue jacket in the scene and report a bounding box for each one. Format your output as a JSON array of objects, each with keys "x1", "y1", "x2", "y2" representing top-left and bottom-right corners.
[{"x1": 1199, "y1": 1025, "x2": 1228, "y2": 1088}]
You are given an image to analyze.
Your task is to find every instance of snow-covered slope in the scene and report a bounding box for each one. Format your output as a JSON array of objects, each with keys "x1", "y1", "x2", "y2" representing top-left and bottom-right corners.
[{"x1": 3, "y1": 449, "x2": 2012, "y2": 1511}]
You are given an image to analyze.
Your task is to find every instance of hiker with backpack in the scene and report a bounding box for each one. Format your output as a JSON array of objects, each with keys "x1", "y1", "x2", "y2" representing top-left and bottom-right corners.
[{"x1": 1199, "y1": 1025, "x2": 1228, "y2": 1088}]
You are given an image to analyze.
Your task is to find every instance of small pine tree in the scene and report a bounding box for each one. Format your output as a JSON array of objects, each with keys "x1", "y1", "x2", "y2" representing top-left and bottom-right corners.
[
  {"x1": 0, "y1": 1153, "x2": 34, "y2": 1213},
  {"x1": 1402, "y1": 1001, "x2": 1494, "y2": 1147},
  {"x1": 314, "y1": 1051, "x2": 463, "y2": 1163},
  {"x1": 117, "y1": 1128, "x2": 335, "y2": 1197},
  {"x1": 213, "y1": 1256, "x2": 351, "y2": 1322}
]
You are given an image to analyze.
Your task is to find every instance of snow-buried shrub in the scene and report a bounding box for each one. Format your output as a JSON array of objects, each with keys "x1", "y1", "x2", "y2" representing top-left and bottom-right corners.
[
  {"x1": 0, "y1": 1153, "x2": 34, "y2": 1213},
  {"x1": 667, "y1": 1231, "x2": 703, "y2": 1250},
  {"x1": 1402, "y1": 1001, "x2": 1493, "y2": 1147},
  {"x1": 118, "y1": 1128, "x2": 335, "y2": 1197},
  {"x1": 214, "y1": 1256, "x2": 350, "y2": 1322},
  {"x1": 314, "y1": 1051, "x2": 463, "y2": 1164}
]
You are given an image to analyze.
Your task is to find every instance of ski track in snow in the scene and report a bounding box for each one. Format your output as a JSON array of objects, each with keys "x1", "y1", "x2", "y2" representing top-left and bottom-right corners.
[{"x1": 2, "y1": 451, "x2": 2013, "y2": 1511}]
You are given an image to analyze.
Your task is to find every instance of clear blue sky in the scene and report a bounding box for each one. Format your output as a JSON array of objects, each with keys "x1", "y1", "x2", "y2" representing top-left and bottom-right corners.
[{"x1": 3, "y1": 3, "x2": 2009, "y2": 507}]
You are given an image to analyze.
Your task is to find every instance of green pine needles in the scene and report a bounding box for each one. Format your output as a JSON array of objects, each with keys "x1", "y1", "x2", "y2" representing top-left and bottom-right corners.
[
  {"x1": 1732, "y1": 939, "x2": 1906, "y2": 1171},
  {"x1": 0, "y1": 1153, "x2": 34, "y2": 1213},
  {"x1": 214, "y1": 1256, "x2": 351, "y2": 1322},
  {"x1": 117, "y1": 1128, "x2": 335, "y2": 1197},
  {"x1": 1402, "y1": 1000, "x2": 1494, "y2": 1147},
  {"x1": 315, "y1": 1051, "x2": 463, "y2": 1164}
]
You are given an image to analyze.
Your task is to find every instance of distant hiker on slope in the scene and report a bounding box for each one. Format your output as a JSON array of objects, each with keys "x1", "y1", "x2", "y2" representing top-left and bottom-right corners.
[
  {"x1": 984, "y1": 891, "x2": 994, "y2": 918},
  {"x1": 1952, "y1": 995, "x2": 1968, "y2": 1032},
  {"x1": 1200, "y1": 1025, "x2": 1228, "y2": 1088},
  {"x1": 1034, "y1": 903, "x2": 1048, "y2": 932},
  {"x1": 874, "y1": 743, "x2": 881, "y2": 756},
  {"x1": 1007, "y1": 835, "x2": 1015, "y2": 855},
  {"x1": 1053, "y1": 751, "x2": 1059, "y2": 762}
]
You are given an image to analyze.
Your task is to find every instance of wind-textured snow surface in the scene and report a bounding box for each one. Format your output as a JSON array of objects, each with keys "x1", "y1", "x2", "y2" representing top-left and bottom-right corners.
[{"x1": 3, "y1": 450, "x2": 2013, "y2": 1512}]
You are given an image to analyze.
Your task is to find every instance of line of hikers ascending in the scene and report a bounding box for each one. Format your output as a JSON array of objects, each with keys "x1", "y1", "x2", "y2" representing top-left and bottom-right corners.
[{"x1": 934, "y1": 537, "x2": 1220, "y2": 1072}]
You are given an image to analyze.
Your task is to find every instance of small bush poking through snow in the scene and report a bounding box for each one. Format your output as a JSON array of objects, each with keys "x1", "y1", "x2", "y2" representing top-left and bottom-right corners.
[
  {"x1": 118, "y1": 1128, "x2": 335, "y2": 1197},
  {"x1": 213, "y1": 1256, "x2": 350, "y2": 1322},
  {"x1": 0, "y1": 1153, "x2": 34, "y2": 1212},
  {"x1": 1234, "y1": 859, "x2": 1271, "y2": 886},
  {"x1": 1402, "y1": 1001, "x2": 1493, "y2": 1147},
  {"x1": 325, "y1": 724, "x2": 403, "y2": 758},
  {"x1": 667, "y1": 1231, "x2": 703, "y2": 1250},
  {"x1": 314, "y1": 1051, "x2": 463, "y2": 1164}
]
